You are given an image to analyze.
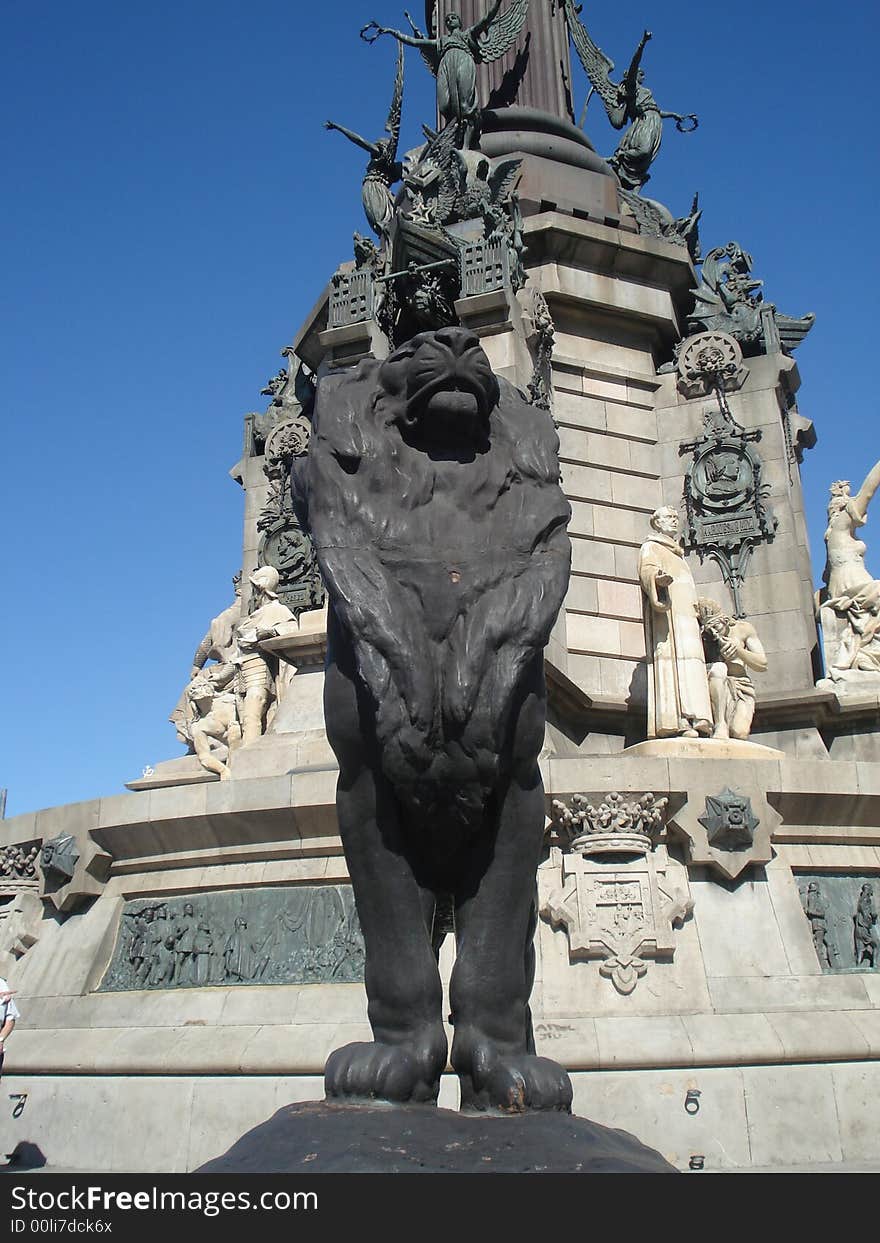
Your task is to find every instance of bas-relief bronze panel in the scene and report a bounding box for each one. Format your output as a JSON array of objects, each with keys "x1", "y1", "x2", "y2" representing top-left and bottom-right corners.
[{"x1": 98, "y1": 885, "x2": 364, "y2": 991}]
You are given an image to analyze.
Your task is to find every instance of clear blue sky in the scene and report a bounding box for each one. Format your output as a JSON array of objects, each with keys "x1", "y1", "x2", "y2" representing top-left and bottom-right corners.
[{"x1": 2, "y1": 1, "x2": 877, "y2": 817}]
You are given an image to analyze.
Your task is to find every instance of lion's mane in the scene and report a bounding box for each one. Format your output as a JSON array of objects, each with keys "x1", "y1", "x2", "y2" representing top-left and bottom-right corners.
[{"x1": 294, "y1": 330, "x2": 571, "y2": 830}]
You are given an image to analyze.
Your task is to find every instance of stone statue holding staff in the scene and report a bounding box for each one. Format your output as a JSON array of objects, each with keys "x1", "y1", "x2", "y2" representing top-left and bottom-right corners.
[{"x1": 638, "y1": 507, "x2": 712, "y2": 740}]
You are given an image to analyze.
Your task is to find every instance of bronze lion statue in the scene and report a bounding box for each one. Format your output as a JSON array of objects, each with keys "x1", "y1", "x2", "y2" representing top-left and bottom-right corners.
[{"x1": 293, "y1": 326, "x2": 572, "y2": 1112}]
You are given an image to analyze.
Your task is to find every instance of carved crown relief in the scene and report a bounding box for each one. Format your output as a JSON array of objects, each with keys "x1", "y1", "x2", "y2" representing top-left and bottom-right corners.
[{"x1": 540, "y1": 793, "x2": 693, "y2": 995}]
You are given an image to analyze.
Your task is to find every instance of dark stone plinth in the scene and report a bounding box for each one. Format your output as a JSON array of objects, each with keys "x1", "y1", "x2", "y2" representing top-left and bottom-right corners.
[{"x1": 197, "y1": 1102, "x2": 677, "y2": 1174}]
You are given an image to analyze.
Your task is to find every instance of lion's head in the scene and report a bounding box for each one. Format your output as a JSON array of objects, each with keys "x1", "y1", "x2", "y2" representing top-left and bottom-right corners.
[{"x1": 374, "y1": 327, "x2": 500, "y2": 451}]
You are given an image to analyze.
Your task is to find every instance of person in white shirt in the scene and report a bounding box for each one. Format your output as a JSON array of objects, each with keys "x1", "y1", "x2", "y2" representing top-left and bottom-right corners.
[{"x1": 0, "y1": 979, "x2": 20, "y2": 1073}]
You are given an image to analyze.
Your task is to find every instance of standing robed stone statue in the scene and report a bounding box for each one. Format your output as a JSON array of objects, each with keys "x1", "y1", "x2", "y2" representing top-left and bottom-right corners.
[{"x1": 638, "y1": 507, "x2": 712, "y2": 739}]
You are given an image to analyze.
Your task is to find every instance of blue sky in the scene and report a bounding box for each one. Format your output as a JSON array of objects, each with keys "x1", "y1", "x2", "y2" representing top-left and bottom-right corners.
[{"x1": 2, "y1": 1, "x2": 877, "y2": 817}]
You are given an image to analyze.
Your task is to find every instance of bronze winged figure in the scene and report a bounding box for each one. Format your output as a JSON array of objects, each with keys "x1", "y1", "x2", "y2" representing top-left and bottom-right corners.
[
  {"x1": 362, "y1": 1, "x2": 530, "y2": 145},
  {"x1": 325, "y1": 43, "x2": 405, "y2": 239},
  {"x1": 564, "y1": 1, "x2": 697, "y2": 192}
]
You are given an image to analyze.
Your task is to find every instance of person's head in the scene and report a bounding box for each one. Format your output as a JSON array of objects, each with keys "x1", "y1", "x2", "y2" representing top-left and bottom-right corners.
[
  {"x1": 188, "y1": 677, "x2": 213, "y2": 706},
  {"x1": 696, "y1": 598, "x2": 731, "y2": 633},
  {"x1": 650, "y1": 506, "x2": 680, "y2": 539},
  {"x1": 445, "y1": 13, "x2": 462, "y2": 32},
  {"x1": 250, "y1": 565, "x2": 280, "y2": 600},
  {"x1": 828, "y1": 480, "x2": 851, "y2": 516}
]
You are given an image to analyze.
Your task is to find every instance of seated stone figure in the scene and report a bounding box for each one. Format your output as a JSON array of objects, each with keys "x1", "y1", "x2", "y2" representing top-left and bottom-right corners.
[
  {"x1": 293, "y1": 326, "x2": 573, "y2": 1112},
  {"x1": 170, "y1": 574, "x2": 243, "y2": 757},
  {"x1": 183, "y1": 666, "x2": 241, "y2": 780},
  {"x1": 696, "y1": 599, "x2": 768, "y2": 741}
]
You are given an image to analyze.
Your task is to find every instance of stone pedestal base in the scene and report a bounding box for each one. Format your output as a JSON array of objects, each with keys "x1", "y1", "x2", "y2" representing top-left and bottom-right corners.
[
  {"x1": 126, "y1": 755, "x2": 217, "y2": 791},
  {"x1": 197, "y1": 1101, "x2": 676, "y2": 1174},
  {"x1": 227, "y1": 729, "x2": 336, "y2": 780},
  {"x1": 625, "y1": 737, "x2": 785, "y2": 760},
  {"x1": 818, "y1": 673, "x2": 880, "y2": 696}
]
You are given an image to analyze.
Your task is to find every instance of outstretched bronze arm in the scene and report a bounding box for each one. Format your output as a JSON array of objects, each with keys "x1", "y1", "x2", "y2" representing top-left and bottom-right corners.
[
  {"x1": 325, "y1": 121, "x2": 379, "y2": 157},
  {"x1": 661, "y1": 110, "x2": 699, "y2": 131},
  {"x1": 361, "y1": 20, "x2": 434, "y2": 49},
  {"x1": 470, "y1": 0, "x2": 505, "y2": 38},
  {"x1": 623, "y1": 29, "x2": 652, "y2": 89}
]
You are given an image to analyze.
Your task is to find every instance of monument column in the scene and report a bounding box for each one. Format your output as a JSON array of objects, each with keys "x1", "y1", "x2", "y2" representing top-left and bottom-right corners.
[{"x1": 431, "y1": 0, "x2": 574, "y2": 121}]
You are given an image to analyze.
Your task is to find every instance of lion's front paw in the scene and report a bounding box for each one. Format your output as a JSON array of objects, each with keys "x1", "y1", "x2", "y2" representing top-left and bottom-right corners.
[
  {"x1": 324, "y1": 1039, "x2": 443, "y2": 1106},
  {"x1": 459, "y1": 1048, "x2": 573, "y2": 1114}
]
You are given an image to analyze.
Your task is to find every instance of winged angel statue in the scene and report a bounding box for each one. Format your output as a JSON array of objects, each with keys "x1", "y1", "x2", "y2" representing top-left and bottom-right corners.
[
  {"x1": 361, "y1": 1, "x2": 530, "y2": 144},
  {"x1": 325, "y1": 44, "x2": 405, "y2": 239},
  {"x1": 563, "y1": 1, "x2": 697, "y2": 192}
]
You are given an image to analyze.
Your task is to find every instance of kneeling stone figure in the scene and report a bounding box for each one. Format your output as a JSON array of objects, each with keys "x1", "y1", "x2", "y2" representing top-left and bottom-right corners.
[{"x1": 293, "y1": 327, "x2": 573, "y2": 1112}]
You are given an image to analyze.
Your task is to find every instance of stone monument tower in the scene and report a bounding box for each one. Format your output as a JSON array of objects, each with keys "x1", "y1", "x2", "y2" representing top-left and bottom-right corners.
[{"x1": 3, "y1": 2, "x2": 880, "y2": 1172}]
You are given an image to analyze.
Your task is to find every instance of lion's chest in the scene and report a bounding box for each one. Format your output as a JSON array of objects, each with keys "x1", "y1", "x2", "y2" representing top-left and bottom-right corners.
[
  {"x1": 377, "y1": 548, "x2": 517, "y2": 641},
  {"x1": 374, "y1": 458, "x2": 529, "y2": 640}
]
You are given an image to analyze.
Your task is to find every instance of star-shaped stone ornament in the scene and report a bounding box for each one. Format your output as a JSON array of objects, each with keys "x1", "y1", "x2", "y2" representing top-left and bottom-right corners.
[
  {"x1": 698, "y1": 789, "x2": 760, "y2": 851},
  {"x1": 669, "y1": 772, "x2": 780, "y2": 882}
]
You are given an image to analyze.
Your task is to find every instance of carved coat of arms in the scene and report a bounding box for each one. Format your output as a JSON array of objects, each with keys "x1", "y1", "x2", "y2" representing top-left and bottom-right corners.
[
  {"x1": 540, "y1": 794, "x2": 693, "y2": 995},
  {"x1": 257, "y1": 417, "x2": 325, "y2": 618},
  {"x1": 681, "y1": 407, "x2": 776, "y2": 619}
]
